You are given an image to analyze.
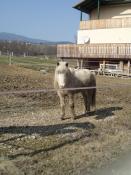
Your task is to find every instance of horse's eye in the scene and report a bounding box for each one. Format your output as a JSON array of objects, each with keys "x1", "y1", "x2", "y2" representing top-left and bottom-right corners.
[{"x1": 65, "y1": 63, "x2": 68, "y2": 67}]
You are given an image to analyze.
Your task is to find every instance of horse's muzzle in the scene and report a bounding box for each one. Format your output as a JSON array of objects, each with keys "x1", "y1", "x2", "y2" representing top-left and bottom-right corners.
[{"x1": 59, "y1": 85, "x2": 65, "y2": 89}]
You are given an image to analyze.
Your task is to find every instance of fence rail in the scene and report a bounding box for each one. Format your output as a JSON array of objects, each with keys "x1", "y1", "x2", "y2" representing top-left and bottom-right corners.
[
  {"x1": 80, "y1": 17, "x2": 131, "y2": 30},
  {"x1": 57, "y1": 44, "x2": 131, "y2": 59},
  {"x1": 0, "y1": 83, "x2": 131, "y2": 96}
]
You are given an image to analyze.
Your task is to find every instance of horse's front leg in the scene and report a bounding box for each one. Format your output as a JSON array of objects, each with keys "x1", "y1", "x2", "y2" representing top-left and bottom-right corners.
[
  {"x1": 69, "y1": 93, "x2": 75, "y2": 119},
  {"x1": 59, "y1": 94, "x2": 66, "y2": 120}
]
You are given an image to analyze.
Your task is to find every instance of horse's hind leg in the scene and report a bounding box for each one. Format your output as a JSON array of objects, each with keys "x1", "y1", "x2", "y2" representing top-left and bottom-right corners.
[
  {"x1": 82, "y1": 92, "x2": 90, "y2": 114},
  {"x1": 69, "y1": 93, "x2": 75, "y2": 119}
]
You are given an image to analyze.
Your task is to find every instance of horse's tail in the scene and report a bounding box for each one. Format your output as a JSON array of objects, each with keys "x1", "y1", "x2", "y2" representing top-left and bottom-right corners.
[
  {"x1": 92, "y1": 87, "x2": 96, "y2": 108},
  {"x1": 91, "y1": 74, "x2": 96, "y2": 108}
]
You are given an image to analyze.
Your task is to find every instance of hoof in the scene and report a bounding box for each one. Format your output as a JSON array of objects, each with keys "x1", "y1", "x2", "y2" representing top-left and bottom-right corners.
[
  {"x1": 85, "y1": 112, "x2": 89, "y2": 117},
  {"x1": 73, "y1": 116, "x2": 77, "y2": 120},
  {"x1": 61, "y1": 117, "x2": 66, "y2": 120}
]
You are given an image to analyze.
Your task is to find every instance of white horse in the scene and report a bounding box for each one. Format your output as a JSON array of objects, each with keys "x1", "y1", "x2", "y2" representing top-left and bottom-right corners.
[{"x1": 54, "y1": 61, "x2": 96, "y2": 120}]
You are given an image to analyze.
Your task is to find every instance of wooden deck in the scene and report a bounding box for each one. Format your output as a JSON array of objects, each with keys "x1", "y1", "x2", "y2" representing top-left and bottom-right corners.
[
  {"x1": 57, "y1": 44, "x2": 131, "y2": 60},
  {"x1": 80, "y1": 17, "x2": 131, "y2": 30}
]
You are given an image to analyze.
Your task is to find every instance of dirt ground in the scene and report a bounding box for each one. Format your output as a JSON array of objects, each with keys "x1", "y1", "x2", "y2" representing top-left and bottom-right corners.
[{"x1": 0, "y1": 65, "x2": 131, "y2": 175}]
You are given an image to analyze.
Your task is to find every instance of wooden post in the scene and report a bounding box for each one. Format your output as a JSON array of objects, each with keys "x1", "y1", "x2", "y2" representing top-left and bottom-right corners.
[
  {"x1": 77, "y1": 59, "x2": 80, "y2": 68},
  {"x1": 120, "y1": 61, "x2": 124, "y2": 72},
  {"x1": 81, "y1": 59, "x2": 83, "y2": 69},
  {"x1": 61, "y1": 58, "x2": 64, "y2": 61},
  {"x1": 83, "y1": 59, "x2": 88, "y2": 69},
  {"x1": 127, "y1": 60, "x2": 130, "y2": 75},
  {"x1": 103, "y1": 60, "x2": 106, "y2": 74},
  {"x1": 0, "y1": 51, "x2": 1, "y2": 56}
]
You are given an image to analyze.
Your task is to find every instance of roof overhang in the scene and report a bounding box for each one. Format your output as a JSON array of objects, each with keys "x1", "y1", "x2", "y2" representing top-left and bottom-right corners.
[{"x1": 73, "y1": 0, "x2": 131, "y2": 14}]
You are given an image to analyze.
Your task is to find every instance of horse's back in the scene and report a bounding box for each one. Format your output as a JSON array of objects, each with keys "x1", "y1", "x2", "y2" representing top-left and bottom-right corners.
[{"x1": 73, "y1": 69, "x2": 95, "y2": 85}]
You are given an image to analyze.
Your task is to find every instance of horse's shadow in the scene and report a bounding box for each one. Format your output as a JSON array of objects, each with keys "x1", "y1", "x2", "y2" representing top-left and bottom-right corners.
[
  {"x1": 0, "y1": 121, "x2": 95, "y2": 159},
  {"x1": 0, "y1": 106, "x2": 122, "y2": 159},
  {"x1": 75, "y1": 106, "x2": 123, "y2": 120},
  {"x1": 0, "y1": 122, "x2": 95, "y2": 137},
  {"x1": 95, "y1": 106, "x2": 123, "y2": 120}
]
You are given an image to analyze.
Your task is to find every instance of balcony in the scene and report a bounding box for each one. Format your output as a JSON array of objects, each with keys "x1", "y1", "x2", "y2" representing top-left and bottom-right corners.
[
  {"x1": 80, "y1": 17, "x2": 131, "y2": 30},
  {"x1": 57, "y1": 44, "x2": 131, "y2": 59}
]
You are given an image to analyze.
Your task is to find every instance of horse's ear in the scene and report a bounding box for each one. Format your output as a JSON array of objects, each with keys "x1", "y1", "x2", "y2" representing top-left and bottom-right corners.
[
  {"x1": 57, "y1": 62, "x2": 59, "y2": 66},
  {"x1": 65, "y1": 63, "x2": 68, "y2": 67}
]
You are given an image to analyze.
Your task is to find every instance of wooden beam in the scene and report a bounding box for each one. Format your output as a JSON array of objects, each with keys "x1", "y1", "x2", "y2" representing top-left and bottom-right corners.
[
  {"x1": 57, "y1": 44, "x2": 131, "y2": 59},
  {"x1": 97, "y1": 0, "x2": 100, "y2": 19},
  {"x1": 80, "y1": 11, "x2": 83, "y2": 21}
]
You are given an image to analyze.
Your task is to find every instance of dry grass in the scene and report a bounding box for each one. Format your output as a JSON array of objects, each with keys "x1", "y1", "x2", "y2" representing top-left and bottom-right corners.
[{"x1": 0, "y1": 65, "x2": 131, "y2": 175}]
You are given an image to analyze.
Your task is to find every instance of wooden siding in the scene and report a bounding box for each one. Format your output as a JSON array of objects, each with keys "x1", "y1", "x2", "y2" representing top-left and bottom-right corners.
[
  {"x1": 80, "y1": 17, "x2": 131, "y2": 30},
  {"x1": 57, "y1": 44, "x2": 131, "y2": 59}
]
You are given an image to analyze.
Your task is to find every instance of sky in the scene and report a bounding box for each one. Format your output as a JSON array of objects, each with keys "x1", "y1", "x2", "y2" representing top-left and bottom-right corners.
[{"x1": 0, "y1": 0, "x2": 83, "y2": 42}]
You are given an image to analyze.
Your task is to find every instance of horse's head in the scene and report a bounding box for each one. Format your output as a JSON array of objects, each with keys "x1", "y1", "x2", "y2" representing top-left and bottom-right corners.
[{"x1": 55, "y1": 61, "x2": 70, "y2": 89}]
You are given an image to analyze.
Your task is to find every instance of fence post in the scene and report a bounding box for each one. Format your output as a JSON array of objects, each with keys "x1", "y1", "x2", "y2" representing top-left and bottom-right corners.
[
  {"x1": 24, "y1": 52, "x2": 26, "y2": 57},
  {"x1": 0, "y1": 51, "x2": 1, "y2": 56},
  {"x1": 9, "y1": 53, "x2": 12, "y2": 66}
]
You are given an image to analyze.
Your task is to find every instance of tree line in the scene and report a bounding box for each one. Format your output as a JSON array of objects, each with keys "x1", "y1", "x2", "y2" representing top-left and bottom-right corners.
[{"x1": 0, "y1": 41, "x2": 57, "y2": 56}]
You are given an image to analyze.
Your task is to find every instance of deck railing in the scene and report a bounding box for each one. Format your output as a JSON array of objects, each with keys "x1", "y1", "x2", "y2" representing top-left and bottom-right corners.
[
  {"x1": 57, "y1": 44, "x2": 131, "y2": 59},
  {"x1": 80, "y1": 17, "x2": 131, "y2": 30}
]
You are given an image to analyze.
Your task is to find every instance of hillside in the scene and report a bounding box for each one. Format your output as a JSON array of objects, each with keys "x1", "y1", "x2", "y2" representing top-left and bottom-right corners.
[{"x1": 0, "y1": 32, "x2": 72, "y2": 44}]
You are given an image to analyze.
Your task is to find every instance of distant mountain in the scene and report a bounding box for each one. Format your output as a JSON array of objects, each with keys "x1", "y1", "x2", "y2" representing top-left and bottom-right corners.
[{"x1": 0, "y1": 32, "x2": 72, "y2": 44}]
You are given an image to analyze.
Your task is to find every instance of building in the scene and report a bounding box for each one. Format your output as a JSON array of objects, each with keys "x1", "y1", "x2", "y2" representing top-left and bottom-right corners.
[{"x1": 57, "y1": 0, "x2": 131, "y2": 75}]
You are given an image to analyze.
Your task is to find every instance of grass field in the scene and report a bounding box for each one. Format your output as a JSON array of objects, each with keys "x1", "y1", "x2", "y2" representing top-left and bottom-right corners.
[
  {"x1": 0, "y1": 55, "x2": 57, "y2": 71},
  {"x1": 0, "y1": 62, "x2": 131, "y2": 175}
]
